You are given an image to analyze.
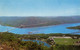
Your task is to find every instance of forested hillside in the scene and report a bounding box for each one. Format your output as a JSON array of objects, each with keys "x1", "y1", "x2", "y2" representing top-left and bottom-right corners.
[{"x1": 0, "y1": 16, "x2": 80, "y2": 27}]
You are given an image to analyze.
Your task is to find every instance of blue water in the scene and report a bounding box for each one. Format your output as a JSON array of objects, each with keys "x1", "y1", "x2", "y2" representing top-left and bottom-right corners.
[
  {"x1": 22, "y1": 39, "x2": 50, "y2": 47},
  {"x1": 0, "y1": 23, "x2": 80, "y2": 34}
]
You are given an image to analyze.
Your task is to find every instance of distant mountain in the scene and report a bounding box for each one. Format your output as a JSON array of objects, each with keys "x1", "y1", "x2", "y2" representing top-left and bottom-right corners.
[{"x1": 0, "y1": 16, "x2": 80, "y2": 28}]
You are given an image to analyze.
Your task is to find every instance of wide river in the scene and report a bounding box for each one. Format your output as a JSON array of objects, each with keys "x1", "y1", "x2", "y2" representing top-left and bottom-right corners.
[{"x1": 0, "y1": 23, "x2": 80, "y2": 34}]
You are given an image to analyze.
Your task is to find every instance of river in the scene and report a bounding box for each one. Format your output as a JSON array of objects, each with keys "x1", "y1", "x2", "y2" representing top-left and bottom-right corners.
[
  {"x1": 22, "y1": 39, "x2": 50, "y2": 47},
  {"x1": 0, "y1": 23, "x2": 80, "y2": 34}
]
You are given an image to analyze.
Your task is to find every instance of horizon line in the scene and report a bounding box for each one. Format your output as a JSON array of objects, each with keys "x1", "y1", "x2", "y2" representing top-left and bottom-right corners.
[{"x1": 0, "y1": 15, "x2": 80, "y2": 17}]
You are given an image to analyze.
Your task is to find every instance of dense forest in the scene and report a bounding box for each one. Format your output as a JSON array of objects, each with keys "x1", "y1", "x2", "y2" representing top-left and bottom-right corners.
[{"x1": 0, "y1": 16, "x2": 80, "y2": 27}]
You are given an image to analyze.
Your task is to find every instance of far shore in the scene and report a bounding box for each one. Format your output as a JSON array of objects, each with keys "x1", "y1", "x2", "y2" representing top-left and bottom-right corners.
[{"x1": 0, "y1": 22, "x2": 80, "y2": 29}]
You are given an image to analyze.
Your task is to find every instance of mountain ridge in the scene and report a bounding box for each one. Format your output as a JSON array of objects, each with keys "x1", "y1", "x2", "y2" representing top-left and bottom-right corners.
[{"x1": 0, "y1": 16, "x2": 80, "y2": 28}]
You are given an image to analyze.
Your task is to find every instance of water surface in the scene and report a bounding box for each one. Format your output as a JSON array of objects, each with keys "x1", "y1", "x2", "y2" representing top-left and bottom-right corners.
[
  {"x1": 0, "y1": 23, "x2": 80, "y2": 34},
  {"x1": 22, "y1": 39, "x2": 50, "y2": 47}
]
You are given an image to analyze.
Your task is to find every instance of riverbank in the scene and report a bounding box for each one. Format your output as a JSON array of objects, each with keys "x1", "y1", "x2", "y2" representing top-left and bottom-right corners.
[
  {"x1": 67, "y1": 26, "x2": 80, "y2": 30},
  {"x1": 1, "y1": 22, "x2": 80, "y2": 28}
]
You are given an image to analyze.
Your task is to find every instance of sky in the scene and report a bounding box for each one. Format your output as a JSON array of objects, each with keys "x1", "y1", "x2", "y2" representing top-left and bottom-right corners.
[{"x1": 0, "y1": 0, "x2": 80, "y2": 16}]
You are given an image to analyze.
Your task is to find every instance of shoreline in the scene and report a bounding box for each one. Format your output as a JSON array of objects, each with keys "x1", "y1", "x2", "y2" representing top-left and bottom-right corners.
[
  {"x1": 7, "y1": 22, "x2": 80, "y2": 28},
  {"x1": 0, "y1": 22, "x2": 80, "y2": 29},
  {"x1": 14, "y1": 22, "x2": 80, "y2": 28}
]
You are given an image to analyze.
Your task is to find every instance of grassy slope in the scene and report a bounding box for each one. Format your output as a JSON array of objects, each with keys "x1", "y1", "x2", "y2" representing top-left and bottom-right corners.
[{"x1": 54, "y1": 38, "x2": 80, "y2": 45}]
